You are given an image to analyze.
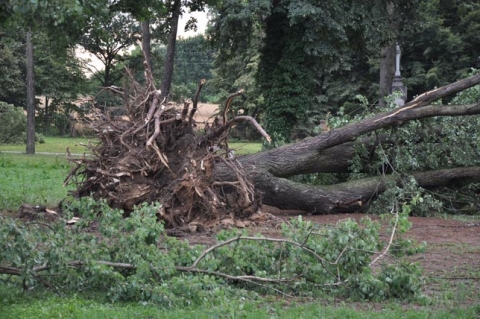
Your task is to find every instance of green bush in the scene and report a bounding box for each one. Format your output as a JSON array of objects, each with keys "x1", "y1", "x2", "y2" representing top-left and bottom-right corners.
[{"x1": 0, "y1": 101, "x2": 26, "y2": 143}]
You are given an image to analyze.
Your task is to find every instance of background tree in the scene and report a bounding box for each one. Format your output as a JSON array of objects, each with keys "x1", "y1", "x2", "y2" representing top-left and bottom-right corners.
[
  {"x1": 0, "y1": 34, "x2": 24, "y2": 107},
  {"x1": 209, "y1": 0, "x2": 398, "y2": 144},
  {"x1": 1, "y1": 0, "x2": 109, "y2": 153},
  {"x1": 80, "y1": 12, "x2": 141, "y2": 88},
  {"x1": 402, "y1": 0, "x2": 480, "y2": 99},
  {"x1": 168, "y1": 35, "x2": 215, "y2": 101}
]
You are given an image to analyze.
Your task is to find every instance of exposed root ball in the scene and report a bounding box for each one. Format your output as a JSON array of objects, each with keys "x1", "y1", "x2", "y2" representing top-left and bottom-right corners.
[{"x1": 65, "y1": 74, "x2": 265, "y2": 228}]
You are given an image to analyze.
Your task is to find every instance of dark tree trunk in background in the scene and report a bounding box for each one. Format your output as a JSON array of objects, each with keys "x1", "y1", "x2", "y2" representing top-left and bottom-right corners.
[
  {"x1": 378, "y1": 2, "x2": 399, "y2": 108},
  {"x1": 141, "y1": 20, "x2": 153, "y2": 72},
  {"x1": 26, "y1": 29, "x2": 35, "y2": 154},
  {"x1": 379, "y1": 43, "x2": 396, "y2": 108},
  {"x1": 44, "y1": 96, "x2": 49, "y2": 135},
  {"x1": 160, "y1": 0, "x2": 181, "y2": 99}
]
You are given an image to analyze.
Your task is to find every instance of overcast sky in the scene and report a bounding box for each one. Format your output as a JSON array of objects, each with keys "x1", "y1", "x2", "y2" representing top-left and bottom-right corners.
[{"x1": 178, "y1": 10, "x2": 209, "y2": 37}]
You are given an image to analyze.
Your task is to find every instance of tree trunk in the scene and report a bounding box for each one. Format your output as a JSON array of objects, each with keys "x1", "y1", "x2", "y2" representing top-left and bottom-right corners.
[
  {"x1": 378, "y1": 2, "x2": 399, "y2": 108},
  {"x1": 44, "y1": 96, "x2": 49, "y2": 135},
  {"x1": 26, "y1": 28, "x2": 35, "y2": 154},
  {"x1": 379, "y1": 43, "x2": 396, "y2": 108},
  {"x1": 251, "y1": 166, "x2": 480, "y2": 214},
  {"x1": 141, "y1": 20, "x2": 153, "y2": 72},
  {"x1": 213, "y1": 74, "x2": 480, "y2": 213},
  {"x1": 160, "y1": 0, "x2": 181, "y2": 99}
]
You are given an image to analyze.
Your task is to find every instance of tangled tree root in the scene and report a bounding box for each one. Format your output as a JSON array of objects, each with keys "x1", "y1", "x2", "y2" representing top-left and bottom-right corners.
[{"x1": 65, "y1": 57, "x2": 270, "y2": 229}]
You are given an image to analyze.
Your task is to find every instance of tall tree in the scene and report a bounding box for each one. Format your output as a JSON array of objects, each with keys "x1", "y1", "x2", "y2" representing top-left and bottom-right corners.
[
  {"x1": 25, "y1": 28, "x2": 35, "y2": 153},
  {"x1": 160, "y1": 0, "x2": 182, "y2": 99},
  {"x1": 80, "y1": 12, "x2": 141, "y2": 87},
  {"x1": 210, "y1": 0, "x2": 388, "y2": 143},
  {"x1": 111, "y1": 0, "x2": 212, "y2": 99},
  {"x1": 0, "y1": 34, "x2": 24, "y2": 106},
  {"x1": 1, "y1": 0, "x2": 108, "y2": 153},
  {"x1": 401, "y1": 0, "x2": 480, "y2": 99}
]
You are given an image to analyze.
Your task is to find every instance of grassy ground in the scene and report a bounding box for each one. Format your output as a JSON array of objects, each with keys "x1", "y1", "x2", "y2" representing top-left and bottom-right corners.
[
  {"x1": 0, "y1": 153, "x2": 75, "y2": 210},
  {"x1": 0, "y1": 137, "x2": 262, "y2": 155},
  {"x1": 2, "y1": 284, "x2": 478, "y2": 319},
  {"x1": 0, "y1": 137, "x2": 95, "y2": 154}
]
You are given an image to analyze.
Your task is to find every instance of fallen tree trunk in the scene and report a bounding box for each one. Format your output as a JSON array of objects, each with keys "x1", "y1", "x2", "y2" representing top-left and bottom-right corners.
[
  {"x1": 212, "y1": 75, "x2": 480, "y2": 213},
  {"x1": 250, "y1": 167, "x2": 480, "y2": 213},
  {"x1": 68, "y1": 67, "x2": 480, "y2": 224}
]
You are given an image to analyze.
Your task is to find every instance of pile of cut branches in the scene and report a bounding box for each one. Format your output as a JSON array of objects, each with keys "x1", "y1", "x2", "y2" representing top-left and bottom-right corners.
[{"x1": 65, "y1": 53, "x2": 270, "y2": 228}]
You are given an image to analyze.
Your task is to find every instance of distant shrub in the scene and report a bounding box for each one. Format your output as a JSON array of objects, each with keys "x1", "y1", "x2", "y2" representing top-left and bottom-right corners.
[{"x1": 0, "y1": 101, "x2": 26, "y2": 144}]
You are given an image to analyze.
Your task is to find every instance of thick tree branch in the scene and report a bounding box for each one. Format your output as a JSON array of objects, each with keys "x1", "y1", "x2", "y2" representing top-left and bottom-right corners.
[
  {"x1": 253, "y1": 166, "x2": 480, "y2": 213},
  {"x1": 235, "y1": 99, "x2": 480, "y2": 178}
]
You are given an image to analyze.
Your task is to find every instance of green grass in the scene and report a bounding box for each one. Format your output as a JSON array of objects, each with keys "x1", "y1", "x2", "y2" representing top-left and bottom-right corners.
[
  {"x1": 229, "y1": 141, "x2": 262, "y2": 155},
  {"x1": 1, "y1": 284, "x2": 479, "y2": 319},
  {"x1": 1, "y1": 139, "x2": 480, "y2": 318},
  {"x1": 0, "y1": 137, "x2": 262, "y2": 155},
  {"x1": 0, "y1": 153, "x2": 75, "y2": 210},
  {"x1": 0, "y1": 137, "x2": 96, "y2": 154}
]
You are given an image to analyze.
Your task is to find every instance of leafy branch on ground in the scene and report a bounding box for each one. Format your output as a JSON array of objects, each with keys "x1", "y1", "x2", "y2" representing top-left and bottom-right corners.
[{"x1": 1, "y1": 197, "x2": 425, "y2": 305}]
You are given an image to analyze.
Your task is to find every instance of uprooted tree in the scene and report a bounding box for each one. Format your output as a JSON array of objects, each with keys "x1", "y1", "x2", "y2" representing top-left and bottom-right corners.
[{"x1": 65, "y1": 53, "x2": 480, "y2": 227}]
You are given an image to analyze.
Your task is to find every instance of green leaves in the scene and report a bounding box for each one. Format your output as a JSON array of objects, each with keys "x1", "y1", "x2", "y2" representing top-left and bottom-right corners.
[
  {"x1": 0, "y1": 102, "x2": 26, "y2": 143},
  {"x1": 1, "y1": 197, "x2": 425, "y2": 304}
]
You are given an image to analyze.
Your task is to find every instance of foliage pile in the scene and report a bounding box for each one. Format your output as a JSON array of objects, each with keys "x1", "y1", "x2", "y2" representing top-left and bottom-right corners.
[
  {"x1": 0, "y1": 198, "x2": 425, "y2": 305},
  {"x1": 65, "y1": 60, "x2": 269, "y2": 228}
]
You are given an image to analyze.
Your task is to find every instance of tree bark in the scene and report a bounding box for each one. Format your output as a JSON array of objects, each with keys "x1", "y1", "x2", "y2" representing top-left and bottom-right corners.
[
  {"x1": 252, "y1": 167, "x2": 480, "y2": 213},
  {"x1": 141, "y1": 20, "x2": 153, "y2": 72},
  {"x1": 160, "y1": 0, "x2": 181, "y2": 99},
  {"x1": 378, "y1": 2, "x2": 398, "y2": 108},
  {"x1": 214, "y1": 74, "x2": 480, "y2": 213},
  {"x1": 26, "y1": 28, "x2": 35, "y2": 154},
  {"x1": 379, "y1": 43, "x2": 396, "y2": 108}
]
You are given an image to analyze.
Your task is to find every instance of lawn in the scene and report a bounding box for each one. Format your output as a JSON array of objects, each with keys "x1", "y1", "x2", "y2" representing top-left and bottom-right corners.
[
  {"x1": 2, "y1": 283, "x2": 478, "y2": 319},
  {"x1": 0, "y1": 137, "x2": 262, "y2": 155},
  {"x1": 0, "y1": 137, "x2": 96, "y2": 154},
  {"x1": 0, "y1": 153, "x2": 75, "y2": 210}
]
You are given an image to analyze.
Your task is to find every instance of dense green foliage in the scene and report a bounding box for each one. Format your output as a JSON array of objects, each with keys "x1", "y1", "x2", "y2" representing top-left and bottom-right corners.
[
  {"x1": 208, "y1": 0, "x2": 480, "y2": 142},
  {"x1": 0, "y1": 102, "x2": 26, "y2": 143},
  {"x1": 0, "y1": 198, "x2": 425, "y2": 304},
  {"x1": 0, "y1": 37, "x2": 24, "y2": 106},
  {"x1": 403, "y1": 1, "x2": 480, "y2": 98},
  {"x1": 208, "y1": 0, "x2": 388, "y2": 142}
]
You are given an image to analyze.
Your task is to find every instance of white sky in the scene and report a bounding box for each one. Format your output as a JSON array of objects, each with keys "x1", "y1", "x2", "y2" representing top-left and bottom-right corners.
[{"x1": 178, "y1": 10, "x2": 208, "y2": 37}]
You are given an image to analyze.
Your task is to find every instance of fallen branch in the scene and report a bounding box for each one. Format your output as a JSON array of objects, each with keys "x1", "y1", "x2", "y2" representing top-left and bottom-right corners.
[{"x1": 370, "y1": 206, "x2": 399, "y2": 267}]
